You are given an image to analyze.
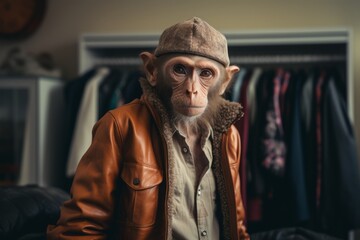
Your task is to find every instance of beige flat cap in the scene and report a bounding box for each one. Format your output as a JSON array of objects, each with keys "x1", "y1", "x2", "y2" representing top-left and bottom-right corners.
[{"x1": 154, "y1": 17, "x2": 230, "y2": 67}]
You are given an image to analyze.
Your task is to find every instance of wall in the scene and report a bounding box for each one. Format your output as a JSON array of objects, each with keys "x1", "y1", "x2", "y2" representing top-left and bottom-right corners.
[{"x1": 1, "y1": 0, "x2": 360, "y2": 145}]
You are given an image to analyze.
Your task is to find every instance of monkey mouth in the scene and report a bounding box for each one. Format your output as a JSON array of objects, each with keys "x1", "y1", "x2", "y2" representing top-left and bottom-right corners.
[
  {"x1": 176, "y1": 105, "x2": 206, "y2": 116},
  {"x1": 188, "y1": 106, "x2": 205, "y2": 108},
  {"x1": 182, "y1": 105, "x2": 206, "y2": 109}
]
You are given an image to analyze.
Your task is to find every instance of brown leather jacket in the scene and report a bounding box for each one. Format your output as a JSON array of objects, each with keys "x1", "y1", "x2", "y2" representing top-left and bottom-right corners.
[{"x1": 47, "y1": 79, "x2": 249, "y2": 240}]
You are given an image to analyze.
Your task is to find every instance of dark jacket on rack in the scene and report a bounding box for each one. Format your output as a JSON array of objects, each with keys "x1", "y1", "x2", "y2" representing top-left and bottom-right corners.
[
  {"x1": 47, "y1": 78, "x2": 249, "y2": 240},
  {"x1": 321, "y1": 76, "x2": 360, "y2": 237}
]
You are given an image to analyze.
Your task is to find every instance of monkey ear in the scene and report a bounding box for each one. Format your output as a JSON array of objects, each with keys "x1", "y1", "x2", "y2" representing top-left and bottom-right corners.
[
  {"x1": 140, "y1": 52, "x2": 158, "y2": 86},
  {"x1": 220, "y1": 65, "x2": 240, "y2": 95}
]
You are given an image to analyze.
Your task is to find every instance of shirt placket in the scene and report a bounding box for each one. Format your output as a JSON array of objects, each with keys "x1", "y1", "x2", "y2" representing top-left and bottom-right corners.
[
  {"x1": 197, "y1": 183, "x2": 209, "y2": 239},
  {"x1": 172, "y1": 127, "x2": 217, "y2": 240},
  {"x1": 196, "y1": 131, "x2": 214, "y2": 240}
]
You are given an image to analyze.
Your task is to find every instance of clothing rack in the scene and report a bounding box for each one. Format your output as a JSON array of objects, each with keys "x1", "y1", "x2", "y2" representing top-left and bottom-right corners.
[
  {"x1": 79, "y1": 29, "x2": 353, "y2": 121},
  {"x1": 74, "y1": 30, "x2": 358, "y2": 238}
]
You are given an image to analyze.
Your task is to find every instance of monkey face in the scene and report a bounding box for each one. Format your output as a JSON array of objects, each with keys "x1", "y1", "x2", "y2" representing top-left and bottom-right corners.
[
  {"x1": 140, "y1": 51, "x2": 239, "y2": 119},
  {"x1": 160, "y1": 55, "x2": 223, "y2": 117}
]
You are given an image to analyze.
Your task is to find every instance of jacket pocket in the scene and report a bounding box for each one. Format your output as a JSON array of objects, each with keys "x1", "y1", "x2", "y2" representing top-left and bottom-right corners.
[{"x1": 120, "y1": 162, "x2": 163, "y2": 227}]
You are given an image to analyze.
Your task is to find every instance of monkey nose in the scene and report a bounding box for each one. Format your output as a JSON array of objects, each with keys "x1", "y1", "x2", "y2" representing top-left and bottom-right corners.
[
  {"x1": 186, "y1": 89, "x2": 198, "y2": 96},
  {"x1": 186, "y1": 89, "x2": 198, "y2": 101}
]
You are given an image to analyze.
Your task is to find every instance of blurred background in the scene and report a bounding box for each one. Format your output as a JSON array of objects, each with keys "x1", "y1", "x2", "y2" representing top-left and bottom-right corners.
[
  {"x1": 1, "y1": 0, "x2": 360, "y2": 239},
  {"x1": 0, "y1": 0, "x2": 360, "y2": 83}
]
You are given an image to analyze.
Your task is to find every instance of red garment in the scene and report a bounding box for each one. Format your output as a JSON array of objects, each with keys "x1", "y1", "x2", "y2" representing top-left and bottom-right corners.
[{"x1": 261, "y1": 69, "x2": 286, "y2": 175}]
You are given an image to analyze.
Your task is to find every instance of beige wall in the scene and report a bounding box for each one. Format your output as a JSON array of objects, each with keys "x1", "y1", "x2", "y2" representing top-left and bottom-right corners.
[{"x1": 1, "y1": 0, "x2": 360, "y2": 146}]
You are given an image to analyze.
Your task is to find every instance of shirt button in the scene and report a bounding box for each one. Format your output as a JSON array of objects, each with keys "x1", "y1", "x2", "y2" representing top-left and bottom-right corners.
[
  {"x1": 201, "y1": 230, "x2": 207, "y2": 236},
  {"x1": 182, "y1": 147, "x2": 188, "y2": 153},
  {"x1": 197, "y1": 188, "x2": 201, "y2": 196}
]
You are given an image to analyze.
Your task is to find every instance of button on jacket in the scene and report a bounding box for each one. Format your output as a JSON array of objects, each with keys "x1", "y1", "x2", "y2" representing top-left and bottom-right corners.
[{"x1": 47, "y1": 78, "x2": 249, "y2": 240}]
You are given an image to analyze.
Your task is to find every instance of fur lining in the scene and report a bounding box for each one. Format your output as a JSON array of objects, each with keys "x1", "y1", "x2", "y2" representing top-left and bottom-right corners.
[
  {"x1": 140, "y1": 78, "x2": 175, "y2": 239},
  {"x1": 139, "y1": 78, "x2": 243, "y2": 239}
]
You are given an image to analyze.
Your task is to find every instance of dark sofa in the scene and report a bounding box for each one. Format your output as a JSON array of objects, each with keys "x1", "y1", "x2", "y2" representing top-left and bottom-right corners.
[{"x1": 0, "y1": 185, "x2": 69, "y2": 240}]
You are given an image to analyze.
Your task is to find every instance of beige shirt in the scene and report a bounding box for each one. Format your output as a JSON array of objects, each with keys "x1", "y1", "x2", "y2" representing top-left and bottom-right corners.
[{"x1": 171, "y1": 123, "x2": 220, "y2": 240}]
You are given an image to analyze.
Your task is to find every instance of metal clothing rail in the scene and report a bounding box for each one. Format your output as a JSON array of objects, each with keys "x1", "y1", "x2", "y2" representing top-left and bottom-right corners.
[
  {"x1": 230, "y1": 54, "x2": 346, "y2": 64},
  {"x1": 92, "y1": 54, "x2": 346, "y2": 66}
]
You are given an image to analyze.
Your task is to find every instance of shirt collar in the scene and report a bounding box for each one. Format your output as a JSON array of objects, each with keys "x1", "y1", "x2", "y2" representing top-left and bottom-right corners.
[{"x1": 171, "y1": 119, "x2": 213, "y2": 145}]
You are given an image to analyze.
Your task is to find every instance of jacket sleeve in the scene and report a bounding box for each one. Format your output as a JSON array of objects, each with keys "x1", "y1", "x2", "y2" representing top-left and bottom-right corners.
[
  {"x1": 227, "y1": 125, "x2": 250, "y2": 240},
  {"x1": 47, "y1": 112, "x2": 123, "y2": 239}
]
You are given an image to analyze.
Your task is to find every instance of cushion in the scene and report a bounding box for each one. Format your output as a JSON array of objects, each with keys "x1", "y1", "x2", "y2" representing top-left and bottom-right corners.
[{"x1": 0, "y1": 185, "x2": 69, "y2": 239}]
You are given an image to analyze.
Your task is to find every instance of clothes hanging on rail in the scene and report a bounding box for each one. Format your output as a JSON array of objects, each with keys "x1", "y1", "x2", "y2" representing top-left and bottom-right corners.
[
  {"x1": 286, "y1": 70, "x2": 310, "y2": 223},
  {"x1": 62, "y1": 69, "x2": 97, "y2": 181},
  {"x1": 98, "y1": 68, "x2": 124, "y2": 118},
  {"x1": 261, "y1": 68, "x2": 287, "y2": 176},
  {"x1": 98, "y1": 69, "x2": 143, "y2": 118},
  {"x1": 229, "y1": 66, "x2": 360, "y2": 238},
  {"x1": 64, "y1": 67, "x2": 144, "y2": 177},
  {"x1": 62, "y1": 62, "x2": 359, "y2": 238},
  {"x1": 67, "y1": 68, "x2": 110, "y2": 176},
  {"x1": 321, "y1": 74, "x2": 360, "y2": 237}
]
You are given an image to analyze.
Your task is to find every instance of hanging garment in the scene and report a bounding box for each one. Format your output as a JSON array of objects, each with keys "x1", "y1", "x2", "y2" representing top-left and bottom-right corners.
[
  {"x1": 247, "y1": 68, "x2": 263, "y2": 126},
  {"x1": 315, "y1": 71, "x2": 326, "y2": 209},
  {"x1": 321, "y1": 75, "x2": 360, "y2": 238},
  {"x1": 300, "y1": 71, "x2": 318, "y2": 220},
  {"x1": 66, "y1": 68, "x2": 110, "y2": 176},
  {"x1": 108, "y1": 71, "x2": 129, "y2": 109},
  {"x1": 301, "y1": 73, "x2": 315, "y2": 134},
  {"x1": 98, "y1": 69, "x2": 124, "y2": 118},
  {"x1": 279, "y1": 70, "x2": 292, "y2": 137},
  {"x1": 231, "y1": 68, "x2": 247, "y2": 102},
  {"x1": 261, "y1": 68, "x2": 286, "y2": 176},
  {"x1": 63, "y1": 70, "x2": 97, "y2": 169},
  {"x1": 247, "y1": 69, "x2": 273, "y2": 223},
  {"x1": 285, "y1": 71, "x2": 310, "y2": 223},
  {"x1": 121, "y1": 70, "x2": 143, "y2": 104}
]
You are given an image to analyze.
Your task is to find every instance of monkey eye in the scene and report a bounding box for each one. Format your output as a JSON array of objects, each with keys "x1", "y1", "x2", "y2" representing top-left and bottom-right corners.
[
  {"x1": 173, "y1": 64, "x2": 187, "y2": 75},
  {"x1": 200, "y1": 69, "x2": 213, "y2": 78}
]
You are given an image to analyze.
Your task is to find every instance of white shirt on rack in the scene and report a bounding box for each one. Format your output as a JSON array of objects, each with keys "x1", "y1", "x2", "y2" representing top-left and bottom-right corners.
[{"x1": 66, "y1": 67, "x2": 110, "y2": 176}]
